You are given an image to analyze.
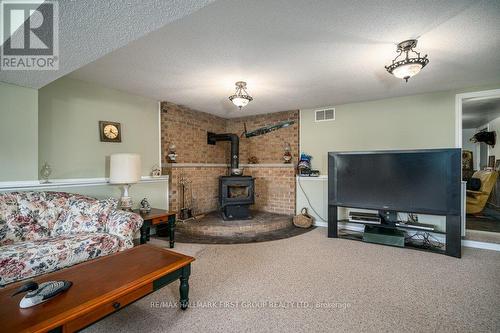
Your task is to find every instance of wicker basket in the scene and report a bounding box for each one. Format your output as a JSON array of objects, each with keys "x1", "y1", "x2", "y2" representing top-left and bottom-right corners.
[{"x1": 293, "y1": 208, "x2": 313, "y2": 228}]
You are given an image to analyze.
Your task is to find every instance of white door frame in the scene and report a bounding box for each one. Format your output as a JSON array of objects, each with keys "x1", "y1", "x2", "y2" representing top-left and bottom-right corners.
[
  {"x1": 456, "y1": 88, "x2": 500, "y2": 237},
  {"x1": 455, "y1": 88, "x2": 500, "y2": 148}
]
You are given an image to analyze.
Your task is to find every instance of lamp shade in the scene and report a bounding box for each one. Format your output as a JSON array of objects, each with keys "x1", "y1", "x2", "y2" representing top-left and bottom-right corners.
[{"x1": 109, "y1": 153, "x2": 142, "y2": 184}]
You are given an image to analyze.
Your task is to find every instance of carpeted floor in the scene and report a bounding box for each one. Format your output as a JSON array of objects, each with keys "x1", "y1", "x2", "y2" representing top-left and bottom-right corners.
[{"x1": 84, "y1": 228, "x2": 500, "y2": 333}]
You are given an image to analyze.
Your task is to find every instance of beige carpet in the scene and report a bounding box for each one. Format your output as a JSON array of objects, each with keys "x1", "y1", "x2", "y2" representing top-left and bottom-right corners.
[{"x1": 84, "y1": 228, "x2": 500, "y2": 333}]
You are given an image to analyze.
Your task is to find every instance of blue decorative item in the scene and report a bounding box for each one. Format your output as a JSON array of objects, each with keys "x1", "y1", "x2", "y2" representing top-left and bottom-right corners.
[
  {"x1": 297, "y1": 153, "x2": 319, "y2": 176},
  {"x1": 298, "y1": 153, "x2": 312, "y2": 173}
]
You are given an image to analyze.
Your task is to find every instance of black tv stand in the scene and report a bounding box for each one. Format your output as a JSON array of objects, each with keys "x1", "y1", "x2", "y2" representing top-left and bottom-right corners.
[
  {"x1": 378, "y1": 210, "x2": 397, "y2": 225},
  {"x1": 328, "y1": 205, "x2": 461, "y2": 258}
]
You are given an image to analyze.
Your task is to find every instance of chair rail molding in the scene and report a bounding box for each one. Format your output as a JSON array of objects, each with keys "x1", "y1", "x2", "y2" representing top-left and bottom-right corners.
[{"x1": 0, "y1": 176, "x2": 169, "y2": 191}]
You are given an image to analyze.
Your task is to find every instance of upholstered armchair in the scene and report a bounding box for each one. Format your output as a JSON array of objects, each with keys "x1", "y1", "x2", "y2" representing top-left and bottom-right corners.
[{"x1": 466, "y1": 170, "x2": 498, "y2": 215}]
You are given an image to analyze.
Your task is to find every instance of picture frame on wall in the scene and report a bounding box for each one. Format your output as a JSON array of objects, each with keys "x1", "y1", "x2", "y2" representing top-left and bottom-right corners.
[
  {"x1": 495, "y1": 159, "x2": 500, "y2": 171},
  {"x1": 488, "y1": 155, "x2": 496, "y2": 168}
]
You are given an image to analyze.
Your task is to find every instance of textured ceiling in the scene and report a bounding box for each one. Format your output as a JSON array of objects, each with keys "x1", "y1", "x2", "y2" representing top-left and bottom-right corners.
[
  {"x1": 66, "y1": 0, "x2": 500, "y2": 117},
  {"x1": 0, "y1": 0, "x2": 215, "y2": 89},
  {"x1": 462, "y1": 96, "x2": 500, "y2": 129}
]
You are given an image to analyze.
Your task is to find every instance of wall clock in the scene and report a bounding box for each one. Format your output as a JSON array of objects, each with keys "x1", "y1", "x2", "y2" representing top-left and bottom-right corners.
[{"x1": 99, "y1": 121, "x2": 121, "y2": 142}]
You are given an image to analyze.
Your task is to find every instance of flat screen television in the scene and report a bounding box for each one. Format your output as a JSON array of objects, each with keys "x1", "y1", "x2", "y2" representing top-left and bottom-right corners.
[{"x1": 328, "y1": 149, "x2": 461, "y2": 215}]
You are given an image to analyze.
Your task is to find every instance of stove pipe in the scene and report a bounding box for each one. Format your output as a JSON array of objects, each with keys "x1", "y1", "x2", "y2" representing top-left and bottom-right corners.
[{"x1": 207, "y1": 132, "x2": 239, "y2": 170}]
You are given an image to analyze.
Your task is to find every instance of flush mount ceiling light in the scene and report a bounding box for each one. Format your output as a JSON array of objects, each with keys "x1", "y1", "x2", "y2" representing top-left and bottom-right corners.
[
  {"x1": 385, "y1": 39, "x2": 429, "y2": 82},
  {"x1": 229, "y1": 81, "x2": 253, "y2": 110}
]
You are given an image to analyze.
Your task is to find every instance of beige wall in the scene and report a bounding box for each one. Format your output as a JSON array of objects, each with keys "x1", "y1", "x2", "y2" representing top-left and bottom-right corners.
[
  {"x1": 38, "y1": 77, "x2": 160, "y2": 179},
  {"x1": 301, "y1": 88, "x2": 500, "y2": 174},
  {"x1": 0, "y1": 82, "x2": 38, "y2": 181},
  {"x1": 34, "y1": 77, "x2": 166, "y2": 209}
]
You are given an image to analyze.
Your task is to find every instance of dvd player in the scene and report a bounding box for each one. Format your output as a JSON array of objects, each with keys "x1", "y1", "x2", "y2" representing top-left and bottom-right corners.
[
  {"x1": 395, "y1": 222, "x2": 435, "y2": 231},
  {"x1": 348, "y1": 212, "x2": 381, "y2": 224}
]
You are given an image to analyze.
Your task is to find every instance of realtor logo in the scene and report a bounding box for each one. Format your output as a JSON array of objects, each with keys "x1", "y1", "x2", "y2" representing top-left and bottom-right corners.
[{"x1": 1, "y1": 0, "x2": 59, "y2": 70}]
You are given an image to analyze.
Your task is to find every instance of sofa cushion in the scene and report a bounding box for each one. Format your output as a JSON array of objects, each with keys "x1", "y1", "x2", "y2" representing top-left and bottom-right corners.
[
  {"x1": 0, "y1": 193, "x2": 19, "y2": 245},
  {"x1": 0, "y1": 193, "x2": 18, "y2": 218},
  {"x1": 0, "y1": 233, "x2": 121, "y2": 286},
  {"x1": 52, "y1": 196, "x2": 117, "y2": 236},
  {"x1": 0, "y1": 219, "x2": 9, "y2": 245},
  {"x1": 16, "y1": 192, "x2": 66, "y2": 241},
  {"x1": 467, "y1": 177, "x2": 482, "y2": 191},
  {"x1": 107, "y1": 209, "x2": 143, "y2": 249}
]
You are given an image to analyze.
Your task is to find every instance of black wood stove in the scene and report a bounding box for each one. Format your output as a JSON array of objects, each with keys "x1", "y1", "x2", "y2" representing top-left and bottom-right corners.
[
  {"x1": 219, "y1": 176, "x2": 255, "y2": 220},
  {"x1": 207, "y1": 131, "x2": 255, "y2": 220}
]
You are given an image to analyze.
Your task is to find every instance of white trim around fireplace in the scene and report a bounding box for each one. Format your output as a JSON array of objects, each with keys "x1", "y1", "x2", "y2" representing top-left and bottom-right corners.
[{"x1": 165, "y1": 163, "x2": 295, "y2": 168}]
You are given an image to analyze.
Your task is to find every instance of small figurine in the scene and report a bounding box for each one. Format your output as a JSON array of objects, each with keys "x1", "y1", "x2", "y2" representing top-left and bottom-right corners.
[
  {"x1": 139, "y1": 198, "x2": 151, "y2": 213},
  {"x1": 248, "y1": 156, "x2": 259, "y2": 164},
  {"x1": 167, "y1": 143, "x2": 177, "y2": 163},
  {"x1": 151, "y1": 165, "x2": 161, "y2": 177},
  {"x1": 40, "y1": 162, "x2": 52, "y2": 184},
  {"x1": 283, "y1": 142, "x2": 292, "y2": 164}
]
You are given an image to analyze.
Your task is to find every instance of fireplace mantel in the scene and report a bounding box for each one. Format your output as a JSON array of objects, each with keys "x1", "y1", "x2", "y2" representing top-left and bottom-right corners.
[{"x1": 164, "y1": 163, "x2": 295, "y2": 168}]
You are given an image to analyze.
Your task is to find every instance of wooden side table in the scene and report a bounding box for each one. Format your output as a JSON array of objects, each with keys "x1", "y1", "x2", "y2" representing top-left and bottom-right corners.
[{"x1": 133, "y1": 208, "x2": 177, "y2": 248}]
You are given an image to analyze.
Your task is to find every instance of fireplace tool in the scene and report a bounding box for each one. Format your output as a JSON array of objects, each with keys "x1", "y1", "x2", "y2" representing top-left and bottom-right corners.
[{"x1": 179, "y1": 174, "x2": 193, "y2": 221}]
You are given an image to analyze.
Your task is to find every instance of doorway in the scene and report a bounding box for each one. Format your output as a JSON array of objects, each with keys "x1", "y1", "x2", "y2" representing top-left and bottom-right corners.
[{"x1": 457, "y1": 89, "x2": 500, "y2": 243}]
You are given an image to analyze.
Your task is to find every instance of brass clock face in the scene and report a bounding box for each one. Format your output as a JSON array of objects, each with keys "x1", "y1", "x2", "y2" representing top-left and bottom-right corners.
[
  {"x1": 99, "y1": 121, "x2": 121, "y2": 142},
  {"x1": 104, "y1": 124, "x2": 118, "y2": 139}
]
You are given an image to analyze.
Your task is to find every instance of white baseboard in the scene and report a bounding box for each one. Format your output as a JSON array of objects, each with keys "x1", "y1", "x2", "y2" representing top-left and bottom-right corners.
[
  {"x1": 461, "y1": 239, "x2": 500, "y2": 251},
  {"x1": 313, "y1": 221, "x2": 328, "y2": 227}
]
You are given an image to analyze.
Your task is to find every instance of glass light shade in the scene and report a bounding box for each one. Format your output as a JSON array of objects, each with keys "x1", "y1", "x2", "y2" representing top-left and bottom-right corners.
[
  {"x1": 392, "y1": 63, "x2": 423, "y2": 79},
  {"x1": 231, "y1": 97, "x2": 250, "y2": 108},
  {"x1": 109, "y1": 153, "x2": 142, "y2": 184}
]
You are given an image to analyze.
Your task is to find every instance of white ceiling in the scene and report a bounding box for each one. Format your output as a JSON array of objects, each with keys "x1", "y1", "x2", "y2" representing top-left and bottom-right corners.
[
  {"x1": 462, "y1": 96, "x2": 500, "y2": 129},
  {"x1": 0, "y1": 0, "x2": 215, "y2": 89},
  {"x1": 65, "y1": 0, "x2": 499, "y2": 118}
]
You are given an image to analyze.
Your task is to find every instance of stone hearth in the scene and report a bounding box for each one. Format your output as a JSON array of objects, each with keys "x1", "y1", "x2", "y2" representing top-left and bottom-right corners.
[{"x1": 169, "y1": 211, "x2": 314, "y2": 244}]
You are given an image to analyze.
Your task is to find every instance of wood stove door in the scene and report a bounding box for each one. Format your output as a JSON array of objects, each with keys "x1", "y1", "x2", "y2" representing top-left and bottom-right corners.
[{"x1": 220, "y1": 179, "x2": 255, "y2": 206}]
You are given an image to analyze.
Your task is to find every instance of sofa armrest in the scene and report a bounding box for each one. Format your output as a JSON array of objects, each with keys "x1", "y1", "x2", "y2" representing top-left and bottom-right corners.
[
  {"x1": 466, "y1": 189, "x2": 486, "y2": 197},
  {"x1": 106, "y1": 210, "x2": 143, "y2": 249}
]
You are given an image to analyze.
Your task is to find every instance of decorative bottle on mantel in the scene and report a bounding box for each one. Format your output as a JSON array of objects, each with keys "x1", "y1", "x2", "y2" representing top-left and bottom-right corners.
[
  {"x1": 40, "y1": 162, "x2": 52, "y2": 184},
  {"x1": 167, "y1": 143, "x2": 177, "y2": 163},
  {"x1": 283, "y1": 142, "x2": 292, "y2": 164}
]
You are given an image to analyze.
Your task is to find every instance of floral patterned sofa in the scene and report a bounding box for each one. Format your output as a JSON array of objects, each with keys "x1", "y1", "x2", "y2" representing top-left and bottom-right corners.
[{"x1": 0, "y1": 191, "x2": 143, "y2": 286}]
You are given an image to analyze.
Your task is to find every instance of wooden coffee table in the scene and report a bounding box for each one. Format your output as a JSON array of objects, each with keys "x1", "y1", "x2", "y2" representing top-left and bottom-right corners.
[{"x1": 0, "y1": 245, "x2": 194, "y2": 333}]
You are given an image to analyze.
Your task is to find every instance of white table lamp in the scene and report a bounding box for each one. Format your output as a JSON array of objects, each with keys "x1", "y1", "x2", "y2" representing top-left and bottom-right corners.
[{"x1": 109, "y1": 153, "x2": 141, "y2": 210}]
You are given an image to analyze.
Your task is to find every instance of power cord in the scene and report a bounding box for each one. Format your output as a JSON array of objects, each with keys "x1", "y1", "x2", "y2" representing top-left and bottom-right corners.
[
  {"x1": 297, "y1": 176, "x2": 327, "y2": 222},
  {"x1": 405, "y1": 231, "x2": 444, "y2": 249}
]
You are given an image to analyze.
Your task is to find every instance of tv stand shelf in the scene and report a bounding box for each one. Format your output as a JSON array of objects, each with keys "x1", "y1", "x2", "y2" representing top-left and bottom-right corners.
[
  {"x1": 329, "y1": 205, "x2": 461, "y2": 258},
  {"x1": 338, "y1": 228, "x2": 447, "y2": 255},
  {"x1": 337, "y1": 219, "x2": 447, "y2": 234}
]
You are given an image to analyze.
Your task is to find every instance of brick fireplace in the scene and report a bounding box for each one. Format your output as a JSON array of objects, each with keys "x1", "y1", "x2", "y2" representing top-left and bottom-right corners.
[{"x1": 160, "y1": 102, "x2": 299, "y2": 217}]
